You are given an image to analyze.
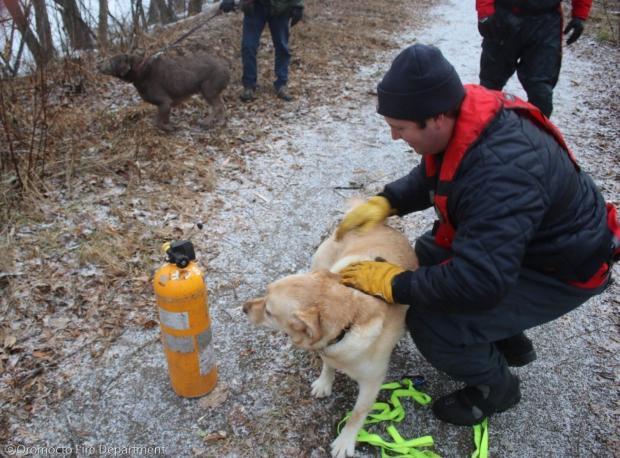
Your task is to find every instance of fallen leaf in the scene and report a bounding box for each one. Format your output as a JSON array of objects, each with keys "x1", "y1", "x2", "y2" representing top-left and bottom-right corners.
[
  {"x1": 142, "y1": 319, "x2": 158, "y2": 330},
  {"x1": 32, "y1": 351, "x2": 53, "y2": 360},
  {"x1": 198, "y1": 384, "x2": 228, "y2": 410},
  {"x1": 3, "y1": 335, "x2": 17, "y2": 349},
  {"x1": 203, "y1": 431, "x2": 227, "y2": 443}
]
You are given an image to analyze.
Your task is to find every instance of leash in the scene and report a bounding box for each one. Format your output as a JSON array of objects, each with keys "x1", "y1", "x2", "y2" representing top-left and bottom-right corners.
[
  {"x1": 130, "y1": 9, "x2": 224, "y2": 78},
  {"x1": 337, "y1": 378, "x2": 439, "y2": 457},
  {"x1": 337, "y1": 377, "x2": 490, "y2": 458},
  {"x1": 160, "y1": 9, "x2": 223, "y2": 53},
  {"x1": 471, "y1": 418, "x2": 489, "y2": 458}
]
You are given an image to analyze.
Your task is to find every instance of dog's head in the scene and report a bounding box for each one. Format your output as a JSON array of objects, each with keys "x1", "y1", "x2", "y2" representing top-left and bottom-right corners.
[
  {"x1": 97, "y1": 54, "x2": 141, "y2": 79},
  {"x1": 243, "y1": 270, "x2": 348, "y2": 349}
]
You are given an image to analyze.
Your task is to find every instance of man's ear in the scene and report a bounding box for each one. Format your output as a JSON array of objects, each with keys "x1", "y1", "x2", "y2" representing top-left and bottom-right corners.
[
  {"x1": 435, "y1": 112, "x2": 455, "y2": 130},
  {"x1": 292, "y1": 306, "x2": 323, "y2": 344}
]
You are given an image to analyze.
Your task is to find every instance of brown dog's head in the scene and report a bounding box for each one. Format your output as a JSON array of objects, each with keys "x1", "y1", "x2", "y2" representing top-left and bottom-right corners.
[
  {"x1": 97, "y1": 54, "x2": 142, "y2": 80},
  {"x1": 243, "y1": 270, "x2": 352, "y2": 350}
]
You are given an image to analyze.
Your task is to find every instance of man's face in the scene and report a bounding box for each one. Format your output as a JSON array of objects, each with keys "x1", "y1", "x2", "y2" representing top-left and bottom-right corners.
[{"x1": 384, "y1": 115, "x2": 454, "y2": 156}]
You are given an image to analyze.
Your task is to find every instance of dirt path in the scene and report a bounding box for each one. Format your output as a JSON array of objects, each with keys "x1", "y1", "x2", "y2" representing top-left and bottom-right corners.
[{"x1": 4, "y1": 0, "x2": 619, "y2": 457}]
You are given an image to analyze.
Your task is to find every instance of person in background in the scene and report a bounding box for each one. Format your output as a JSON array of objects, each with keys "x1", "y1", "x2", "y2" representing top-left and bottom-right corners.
[
  {"x1": 220, "y1": 0, "x2": 304, "y2": 102},
  {"x1": 336, "y1": 44, "x2": 619, "y2": 426},
  {"x1": 476, "y1": 0, "x2": 592, "y2": 117}
]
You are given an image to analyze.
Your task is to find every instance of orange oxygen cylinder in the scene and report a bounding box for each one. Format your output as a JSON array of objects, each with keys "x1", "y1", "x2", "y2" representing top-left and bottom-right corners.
[{"x1": 153, "y1": 240, "x2": 217, "y2": 397}]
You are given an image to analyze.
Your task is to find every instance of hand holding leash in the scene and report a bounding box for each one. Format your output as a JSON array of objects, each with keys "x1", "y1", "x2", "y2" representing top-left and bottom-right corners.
[
  {"x1": 219, "y1": 0, "x2": 235, "y2": 13},
  {"x1": 290, "y1": 7, "x2": 304, "y2": 27}
]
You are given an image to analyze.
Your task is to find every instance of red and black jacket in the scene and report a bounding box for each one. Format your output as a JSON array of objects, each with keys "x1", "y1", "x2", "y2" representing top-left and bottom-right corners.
[
  {"x1": 381, "y1": 85, "x2": 613, "y2": 312},
  {"x1": 476, "y1": 0, "x2": 592, "y2": 20}
]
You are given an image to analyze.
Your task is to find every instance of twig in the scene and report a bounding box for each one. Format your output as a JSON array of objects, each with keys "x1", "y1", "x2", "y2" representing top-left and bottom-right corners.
[
  {"x1": 0, "y1": 81, "x2": 23, "y2": 189},
  {"x1": 334, "y1": 184, "x2": 364, "y2": 190}
]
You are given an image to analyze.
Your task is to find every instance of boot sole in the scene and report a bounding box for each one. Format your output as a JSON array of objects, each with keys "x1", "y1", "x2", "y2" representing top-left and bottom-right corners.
[{"x1": 506, "y1": 350, "x2": 537, "y2": 367}]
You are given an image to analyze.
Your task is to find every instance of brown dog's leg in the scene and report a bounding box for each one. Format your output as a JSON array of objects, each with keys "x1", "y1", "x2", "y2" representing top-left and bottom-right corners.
[
  {"x1": 201, "y1": 81, "x2": 227, "y2": 128},
  {"x1": 156, "y1": 100, "x2": 174, "y2": 132}
]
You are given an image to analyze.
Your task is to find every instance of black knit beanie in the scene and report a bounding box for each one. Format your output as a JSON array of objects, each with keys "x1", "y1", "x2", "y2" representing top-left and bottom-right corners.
[{"x1": 377, "y1": 44, "x2": 465, "y2": 121}]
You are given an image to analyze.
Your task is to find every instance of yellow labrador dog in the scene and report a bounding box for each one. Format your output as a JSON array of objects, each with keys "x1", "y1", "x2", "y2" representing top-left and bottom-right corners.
[{"x1": 243, "y1": 215, "x2": 418, "y2": 458}]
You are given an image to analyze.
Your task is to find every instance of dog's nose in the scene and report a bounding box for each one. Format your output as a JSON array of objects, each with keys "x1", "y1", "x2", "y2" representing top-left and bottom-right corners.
[{"x1": 242, "y1": 302, "x2": 249, "y2": 314}]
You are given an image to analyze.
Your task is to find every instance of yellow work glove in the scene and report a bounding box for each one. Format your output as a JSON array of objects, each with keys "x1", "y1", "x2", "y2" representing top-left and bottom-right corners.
[
  {"x1": 335, "y1": 196, "x2": 393, "y2": 240},
  {"x1": 339, "y1": 261, "x2": 405, "y2": 303}
]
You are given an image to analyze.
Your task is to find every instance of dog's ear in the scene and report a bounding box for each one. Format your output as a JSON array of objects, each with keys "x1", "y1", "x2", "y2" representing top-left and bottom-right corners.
[
  {"x1": 292, "y1": 306, "x2": 323, "y2": 344},
  {"x1": 243, "y1": 296, "x2": 266, "y2": 315}
]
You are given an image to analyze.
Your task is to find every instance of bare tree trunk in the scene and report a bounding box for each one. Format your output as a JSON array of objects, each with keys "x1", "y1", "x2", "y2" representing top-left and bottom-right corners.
[
  {"x1": 148, "y1": 0, "x2": 178, "y2": 25},
  {"x1": 188, "y1": 0, "x2": 204, "y2": 16},
  {"x1": 98, "y1": 0, "x2": 109, "y2": 49},
  {"x1": 147, "y1": 1, "x2": 157, "y2": 24},
  {"x1": 170, "y1": 0, "x2": 186, "y2": 14},
  {"x1": 33, "y1": 0, "x2": 56, "y2": 61},
  {"x1": 5, "y1": 0, "x2": 48, "y2": 67},
  {"x1": 129, "y1": 0, "x2": 144, "y2": 50},
  {"x1": 134, "y1": 0, "x2": 147, "y2": 30},
  {"x1": 53, "y1": 0, "x2": 95, "y2": 50}
]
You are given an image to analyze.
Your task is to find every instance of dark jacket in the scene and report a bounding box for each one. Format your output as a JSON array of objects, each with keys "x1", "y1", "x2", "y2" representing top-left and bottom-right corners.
[
  {"x1": 383, "y1": 94, "x2": 610, "y2": 313},
  {"x1": 244, "y1": 0, "x2": 303, "y2": 15}
]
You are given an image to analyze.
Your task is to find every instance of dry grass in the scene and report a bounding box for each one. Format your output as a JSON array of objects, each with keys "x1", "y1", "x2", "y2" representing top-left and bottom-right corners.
[{"x1": 589, "y1": 0, "x2": 620, "y2": 44}]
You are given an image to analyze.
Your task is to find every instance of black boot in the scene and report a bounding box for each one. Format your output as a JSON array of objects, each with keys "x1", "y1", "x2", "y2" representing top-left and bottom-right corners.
[
  {"x1": 240, "y1": 87, "x2": 256, "y2": 102},
  {"x1": 495, "y1": 332, "x2": 537, "y2": 367},
  {"x1": 432, "y1": 374, "x2": 521, "y2": 426}
]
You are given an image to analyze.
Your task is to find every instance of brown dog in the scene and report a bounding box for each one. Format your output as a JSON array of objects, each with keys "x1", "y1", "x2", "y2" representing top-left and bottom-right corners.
[
  {"x1": 98, "y1": 53, "x2": 230, "y2": 132},
  {"x1": 243, "y1": 215, "x2": 418, "y2": 458}
]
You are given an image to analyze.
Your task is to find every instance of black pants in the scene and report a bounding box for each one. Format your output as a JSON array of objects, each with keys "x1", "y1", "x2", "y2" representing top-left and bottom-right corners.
[
  {"x1": 479, "y1": 10, "x2": 562, "y2": 117},
  {"x1": 406, "y1": 232, "x2": 607, "y2": 386}
]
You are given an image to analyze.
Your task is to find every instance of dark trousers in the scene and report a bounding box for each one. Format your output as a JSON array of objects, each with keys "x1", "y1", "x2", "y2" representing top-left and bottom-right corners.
[
  {"x1": 406, "y1": 232, "x2": 607, "y2": 386},
  {"x1": 479, "y1": 10, "x2": 562, "y2": 117},
  {"x1": 241, "y1": 2, "x2": 291, "y2": 90}
]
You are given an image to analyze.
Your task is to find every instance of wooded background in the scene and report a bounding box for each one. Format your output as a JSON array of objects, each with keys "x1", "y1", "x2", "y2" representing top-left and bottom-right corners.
[
  {"x1": 0, "y1": 0, "x2": 218, "y2": 207},
  {"x1": 1, "y1": 0, "x2": 209, "y2": 76}
]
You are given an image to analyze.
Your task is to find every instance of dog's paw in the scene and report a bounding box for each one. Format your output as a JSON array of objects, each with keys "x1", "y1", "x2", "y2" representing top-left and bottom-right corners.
[
  {"x1": 311, "y1": 377, "x2": 333, "y2": 398},
  {"x1": 330, "y1": 431, "x2": 356, "y2": 458},
  {"x1": 156, "y1": 122, "x2": 175, "y2": 133}
]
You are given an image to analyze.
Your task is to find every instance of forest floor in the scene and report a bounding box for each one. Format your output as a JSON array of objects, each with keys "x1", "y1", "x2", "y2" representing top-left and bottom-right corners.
[{"x1": 1, "y1": 0, "x2": 619, "y2": 457}]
